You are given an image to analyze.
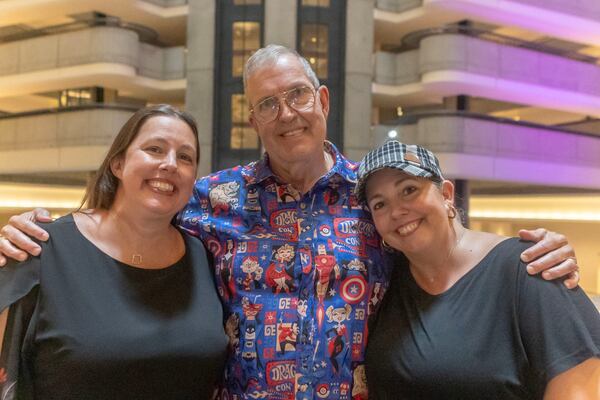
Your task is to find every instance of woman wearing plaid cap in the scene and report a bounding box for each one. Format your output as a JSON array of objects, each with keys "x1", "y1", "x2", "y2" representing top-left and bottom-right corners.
[{"x1": 356, "y1": 140, "x2": 599, "y2": 399}]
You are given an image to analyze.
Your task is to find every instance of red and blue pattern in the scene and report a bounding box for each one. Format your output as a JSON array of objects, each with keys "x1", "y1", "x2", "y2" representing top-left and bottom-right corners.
[{"x1": 178, "y1": 142, "x2": 391, "y2": 399}]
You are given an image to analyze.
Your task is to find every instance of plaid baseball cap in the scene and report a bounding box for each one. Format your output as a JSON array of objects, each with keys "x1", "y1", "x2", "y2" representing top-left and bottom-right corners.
[{"x1": 355, "y1": 140, "x2": 444, "y2": 205}]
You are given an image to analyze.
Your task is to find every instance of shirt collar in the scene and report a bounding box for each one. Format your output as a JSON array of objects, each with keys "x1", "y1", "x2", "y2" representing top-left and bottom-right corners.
[{"x1": 245, "y1": 141, "x2": 357, "y2": 185}]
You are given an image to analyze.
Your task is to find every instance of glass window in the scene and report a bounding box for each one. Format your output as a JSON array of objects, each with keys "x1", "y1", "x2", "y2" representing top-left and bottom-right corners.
[
  {"x1": 232, "y1": 21, "x2": 261, "y2": 77},
  {"x1": 230, "y1": 94, "x2": 259, "y2": 149},
  {"x1": 59, "y1": 88, "x2": 94, "y2": 107},
  {"x1": 300, "y1": 23, "x2": 328, "y2": 79},
  {"x1": 301, "y1": 0, "x2": 330, "y2": 7},
  {"x1": 234, "y1": 0, "x2": 262, "y2": 4}
]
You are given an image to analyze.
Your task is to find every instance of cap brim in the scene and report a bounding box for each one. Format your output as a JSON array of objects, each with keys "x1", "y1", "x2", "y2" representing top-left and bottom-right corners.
[{"x1": 355, "y1": 163, "x2": 434, "y2": 206}]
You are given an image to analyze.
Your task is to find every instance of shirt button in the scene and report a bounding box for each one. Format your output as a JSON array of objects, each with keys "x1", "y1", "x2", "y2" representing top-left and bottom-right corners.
[{"x1": 300, "y1": 203, "x2": 307, "y2": 209}]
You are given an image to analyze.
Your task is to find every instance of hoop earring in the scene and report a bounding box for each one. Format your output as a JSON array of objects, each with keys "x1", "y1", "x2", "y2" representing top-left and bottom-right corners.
[
  {"x1": 447, "y1": 204, "x2": 457, "y2": 219},
  {"x1": 382, "y1": 239, "x2": 394, "y2": 252}
]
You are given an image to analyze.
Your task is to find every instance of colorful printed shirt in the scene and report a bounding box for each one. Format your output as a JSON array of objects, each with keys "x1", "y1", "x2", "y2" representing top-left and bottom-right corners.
[{"x1": 178, "y1": 142, "x2": 391, "y2": 400}]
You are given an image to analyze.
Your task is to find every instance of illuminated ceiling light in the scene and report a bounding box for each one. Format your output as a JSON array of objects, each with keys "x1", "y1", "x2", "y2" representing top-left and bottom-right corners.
[
  {"x1": 309, "y1": 57, "x2": 316, "y2": 64},
  {"x1": 311, "y1": 37, "x2": 317, "y2": 43},
  {"x1": 388, "y1": 129, "x2": 398, "y2": 139},
  {"x1": 396, "y1": 107, "x2": 403, "y2": 116}
]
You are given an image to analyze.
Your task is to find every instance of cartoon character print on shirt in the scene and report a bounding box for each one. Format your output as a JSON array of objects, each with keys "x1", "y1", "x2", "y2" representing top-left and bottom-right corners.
[
  {"x1": 277, "y1": 322, "x2": 299, "y2": 355},
  {"x1": 266, "y1": 244, "x2": 295, "y2": 294},
  {"x1": 276, "y1": 183, "x2": 300, "y2": 203},
  {"x1": 339, "y1": 259, "x2": 369, "y2": 306},
  {"x1": 295, "y1": 358, "x2": 328, "y2": 399},
  {"x1": 179, "y1": 145, "x2": 394, "y2": 400},
  {"x1": 326, "y1": 304, "x2": 352, "y2": 375},
  {"x1": 241, "y1": 297, "x2": 264, "y2": 372},
  {"x1": 314, "y1": 244, "x2": 341, "y2": 329},
  {"x1": 296, "y1": 296, "x2": 314, "y2": 353},
  {"x1": 324, "y1": 185, "x2": 340, "y2": 206},
  {"x1": 240, "y1": 256, "x2": 263, "y2": 291},
  {"x1": 209, "y1": 181, "x2": 240, "y2": 216},
  {"x1": 243, "y1": 186, "x2": 261, "y2": 212},
  {"x1": 315, "y1": 244, "x2": 341, "y2": 302},
  {"x1": 217, "y1": 239, "x2": 236, "y2": 301}
]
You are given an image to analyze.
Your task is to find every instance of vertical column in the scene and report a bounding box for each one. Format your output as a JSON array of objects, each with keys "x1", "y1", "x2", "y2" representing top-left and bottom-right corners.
[
  {"x1": 454, "y1": 179, "x2": 470, "y2": 228},
  {"x1": 265, "y1": 0, "x2": 297, "y2": 47},
  {"x1": 453, "y1": 93, "x2": 470, "y2": 227},
  {"x1": 297, "y1": 0, "x2": 346, "y2": 149},
  {"x1": 344, "y1": 0, "x2": 374, "y2": 162},
  {"x1": 185, "y1": 0, "x2": 216, "y2": 177},
  {"x1": 212, "y1": 1, "x2": 263, "y2": 171}
]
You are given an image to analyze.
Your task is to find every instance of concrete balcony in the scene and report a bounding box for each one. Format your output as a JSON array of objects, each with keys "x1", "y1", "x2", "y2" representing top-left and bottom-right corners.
[
  {"x1": 0, "y1": 0, "x2": 188, "y2": 45},
  {"x1": 375, "y1": 0, "x2": 600, "y2": 48},
  {"x1": 373, "y1": 33, "x2": 600, "y2": 117},
  {"x1": 374, "y1": 113, "x2": 600, "y2": 189},
  {"x1": 141, "y1": 0, "x2": 188, "y2": 6},
  {"x1": 377, "y1": 0, "x2": 600, "y2": 19},
  {"x1": 0, "y1": 106, "x2": 136, "y2": 174},
  {"x1": 0, "y1": 26, "x2": 186, "y2": 101}
]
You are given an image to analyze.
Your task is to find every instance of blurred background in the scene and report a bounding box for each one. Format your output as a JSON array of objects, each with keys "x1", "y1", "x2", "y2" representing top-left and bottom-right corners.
[{"x1": 0, "y1": 0, "x2": 599, "y2": 302}]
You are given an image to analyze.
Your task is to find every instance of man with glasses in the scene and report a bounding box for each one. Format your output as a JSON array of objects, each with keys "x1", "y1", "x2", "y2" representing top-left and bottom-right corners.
[{"x1": 0, "y1": 45, "x2": 580, "y2": 399}]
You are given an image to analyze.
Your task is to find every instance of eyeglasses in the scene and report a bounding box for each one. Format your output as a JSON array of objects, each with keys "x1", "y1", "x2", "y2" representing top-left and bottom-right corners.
[{"x1": 250, "y1": 86, "x2": 318, "y2": 124}]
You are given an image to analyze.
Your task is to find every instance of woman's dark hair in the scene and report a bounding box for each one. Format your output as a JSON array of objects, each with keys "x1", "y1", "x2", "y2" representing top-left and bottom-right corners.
[{"x1": 80, "y1": 104, "x2": 200, "y2": 210}]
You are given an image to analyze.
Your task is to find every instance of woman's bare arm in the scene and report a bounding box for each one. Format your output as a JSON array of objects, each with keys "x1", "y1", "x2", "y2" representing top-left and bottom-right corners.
[
  {"x1": 544, "y1": 357, "x2": 600, "y2": 400},
  {"x1": 0, "y1": 308, "x2": 7, "y2": 356}
]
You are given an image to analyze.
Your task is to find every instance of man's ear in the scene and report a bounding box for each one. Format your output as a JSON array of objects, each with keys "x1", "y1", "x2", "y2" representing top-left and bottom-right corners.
[
  {"x1": 248, "y1": 114, "x2": 263, "y2": 146},
  {"x1": 110, "y1": 155, "x2": 124, "y2": 179},
  {"x1": 249, "y1": 113, "x2": 259, "y2": 132},
  {"x1": 318, "y1": 85, "x2": 330, "y2": 118}
]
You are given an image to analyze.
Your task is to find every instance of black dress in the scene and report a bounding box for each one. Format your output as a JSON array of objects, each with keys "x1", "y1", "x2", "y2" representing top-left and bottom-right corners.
[
  {"x1": 366, "y1": 238, "x2": 600, "y2": 399},
  {"x1": 0, "y1": 214, "x2": 227, "y2": 399}
]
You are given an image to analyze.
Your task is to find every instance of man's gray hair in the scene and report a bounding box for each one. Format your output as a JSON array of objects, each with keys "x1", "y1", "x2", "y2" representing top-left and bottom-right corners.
[{"x1": 243, "y1": 44, "x2": 320, "y2": 93}]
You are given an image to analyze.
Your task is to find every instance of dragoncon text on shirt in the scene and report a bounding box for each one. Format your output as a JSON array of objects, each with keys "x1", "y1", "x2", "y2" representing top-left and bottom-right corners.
[{"x1": 178, "y1": 142, "x2": 391, "y2": 400}]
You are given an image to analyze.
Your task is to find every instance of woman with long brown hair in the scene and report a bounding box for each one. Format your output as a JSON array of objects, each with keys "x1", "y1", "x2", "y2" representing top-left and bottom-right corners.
[{"x1": 0, "y1": 105, "x2": 227, "y2": 399}]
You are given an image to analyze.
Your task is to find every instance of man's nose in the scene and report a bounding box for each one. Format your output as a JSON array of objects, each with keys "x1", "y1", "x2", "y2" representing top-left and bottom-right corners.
[{"x1": 277, "y1": 99, "x2": 296, "y2": 122}]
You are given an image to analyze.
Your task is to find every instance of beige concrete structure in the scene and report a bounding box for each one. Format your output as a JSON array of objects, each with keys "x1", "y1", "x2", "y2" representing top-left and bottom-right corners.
[{"x1": 0, "y1": 0, "x2": 599, "y2": 292}]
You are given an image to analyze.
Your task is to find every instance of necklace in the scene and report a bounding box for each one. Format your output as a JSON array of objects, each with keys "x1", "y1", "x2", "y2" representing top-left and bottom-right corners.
[
  {"x1": 446, "y1": 228, "x2": 467, "y2": 265},
  {"x1": 131, "y1": 254, "x2": 143, "y2": 265},
  {"x1": 409, "y1": 228, "x2": 467, "y2": 279}
]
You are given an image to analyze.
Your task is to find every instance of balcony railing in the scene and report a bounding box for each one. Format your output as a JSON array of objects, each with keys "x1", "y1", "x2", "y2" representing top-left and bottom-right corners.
[
  {"x1": 0, "y1": 26, "x2": 186, "y2": 81},
  {"x1": 0, "y1": 15, "x2": 160, "y2": 46},
  {"x1": 375, "y1": 0, "x2": 600, "y2": 20},
  {"x1": 401, "y1": 24, "x2": 598, "y2": 65},
  {"x1": 374, "y1": 32, "x2": 600, "y2": 102},
  {"x1": 0, "y1": 104, "x2": 139, "y2": 151},
  {"x1": 376, "y1": 111, "x2": 600, "y2": 171}
]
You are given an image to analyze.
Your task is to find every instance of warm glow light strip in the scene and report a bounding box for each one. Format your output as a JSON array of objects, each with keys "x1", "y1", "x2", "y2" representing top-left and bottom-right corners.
[
  {"x1": 0, "y1": 183, "x2": 84, "y2": 209},
  {"x1": 469, "y1": 210, "x2": 600, "y2": 222},
  {"x1": 470, "y1": 195, "x2": 600, "y2": 222},
  {"x1": 2, "y1": 183, "x2": 600, "y2": 223}
]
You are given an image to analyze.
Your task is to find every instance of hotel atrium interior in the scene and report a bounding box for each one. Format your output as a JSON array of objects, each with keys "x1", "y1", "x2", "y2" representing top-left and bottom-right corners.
[{"x1": 0, "y1": 0, "x2": 599, "y2": 301}]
